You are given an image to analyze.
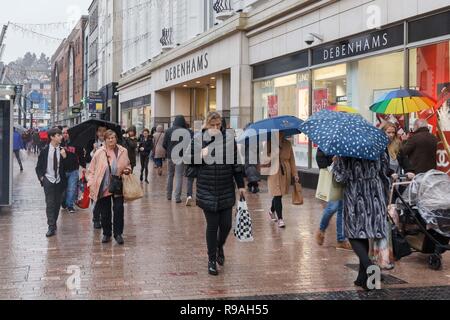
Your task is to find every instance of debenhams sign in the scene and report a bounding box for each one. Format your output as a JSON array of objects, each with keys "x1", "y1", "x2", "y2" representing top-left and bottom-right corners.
[
  {"x1": 312, "y1": 24, "x2": 404, "y2": 65},
  {"x1": 165, "y1": 53, "x2": 209, "y2": 82}
]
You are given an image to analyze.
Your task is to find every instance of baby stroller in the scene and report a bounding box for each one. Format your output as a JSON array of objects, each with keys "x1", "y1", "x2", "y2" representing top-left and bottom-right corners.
[{"x1": 392, "y1": 170, "x2": 450, "y2": 270}]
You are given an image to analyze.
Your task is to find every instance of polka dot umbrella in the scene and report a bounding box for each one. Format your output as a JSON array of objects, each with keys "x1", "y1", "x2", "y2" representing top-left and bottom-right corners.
[{"x1": 299, "y1": 110, "x2": 389, "y2": 161}]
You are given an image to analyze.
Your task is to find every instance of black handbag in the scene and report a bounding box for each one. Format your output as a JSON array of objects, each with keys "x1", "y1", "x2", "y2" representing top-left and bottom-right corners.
[
  {"x1": 391, "y1": 226, "x2": 412, "y2": 260},
  {"x1": 387, "y1": 213, "x2": 412, "y2": 260},
  {"x1": 105, "y1": 151, "x2": 123, "y2": 195}
]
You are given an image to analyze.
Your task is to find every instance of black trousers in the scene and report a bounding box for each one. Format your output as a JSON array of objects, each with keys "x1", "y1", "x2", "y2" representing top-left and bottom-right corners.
[
  {"x1": 13, "y1": 150, "x2": 23, "y2": 170},
  {"x1": 43, "y1": 178, "x2": 64, "y2": 230},
  {"x1": 203, "y1": 208, "x2": 232, "y2": 261},
  {"x1": 96, "y1": 195, "x2": 124, "y2": 237},
  {"x1": 93, "y1": 201, "x2": 101, "y2": 223},
  {"x1": 349, "y1": 239, "x2": 373, "y2": 282},
  {"x1": 140, "y1": 154, "x2": 150, "y2": 179},
  {"x1": 271, "y1": 196, "x2": 283, "y2": 219}
]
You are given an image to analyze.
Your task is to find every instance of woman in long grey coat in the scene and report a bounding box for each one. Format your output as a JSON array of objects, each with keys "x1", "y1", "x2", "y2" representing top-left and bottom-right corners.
[{"x1": 333, "y1": 154, "x2": 390, "y2": 289}]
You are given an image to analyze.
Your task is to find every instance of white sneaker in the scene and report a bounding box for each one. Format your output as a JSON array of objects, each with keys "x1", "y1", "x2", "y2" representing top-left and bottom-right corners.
[
  {"x1": 278, "y1": 220, "x2": 286, "y2": 228},
  {"x1": 186, "y1": 196, "x2": 193, "y2": 207}
]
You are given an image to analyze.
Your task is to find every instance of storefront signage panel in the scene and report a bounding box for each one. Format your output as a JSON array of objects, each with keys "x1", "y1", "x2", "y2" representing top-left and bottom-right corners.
[
  {"x1": 312, "y1": 24, "x2": 404, "y2": 65},
  {"x1": 165, "y1": 53, "x2": 209, "y2": 82}
]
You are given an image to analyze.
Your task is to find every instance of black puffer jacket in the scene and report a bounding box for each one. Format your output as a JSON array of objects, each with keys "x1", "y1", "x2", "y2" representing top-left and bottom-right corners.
[{"x1": 193, "y1": 130, "x2": 245, "y2": 212}]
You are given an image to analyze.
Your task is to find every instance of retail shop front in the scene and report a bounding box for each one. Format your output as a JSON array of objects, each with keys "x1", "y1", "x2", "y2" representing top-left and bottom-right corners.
[
  {"x1": 251, "y1": 10, "x2": 450, "y2": 188},
  {"x1": 151, "y1": 32, "x2": 251, "y2": 130},
  {"x1": 0, "y1": 85, "x2": 15, "y2": 207}
]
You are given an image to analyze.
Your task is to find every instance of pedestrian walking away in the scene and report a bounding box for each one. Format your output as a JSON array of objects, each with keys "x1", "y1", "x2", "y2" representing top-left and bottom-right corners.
[
  {"x1": 163, "y1": 115, "x2": 192, "y2": 203},
  {"x1": 35, "y1": 128, "x2": 67, "y2": 238},
  {"x1": 87, "y1": 130, "x2": 132, "y2": 245},
  {"x1": 153, "y1": 125, "x2": 166, "y2": 177},
  {"x1": 191, "y1": 112, "x2": 246, "y2": 276},
  {"x1": 13, "y1": 128, "x2": 24, "y2": 172},
  {"x1": 315, "y1": 149, "x2": 351, "y2": 250},
  {"x1": 333, "y1": 154, "x2": 391, "y2": 289}
]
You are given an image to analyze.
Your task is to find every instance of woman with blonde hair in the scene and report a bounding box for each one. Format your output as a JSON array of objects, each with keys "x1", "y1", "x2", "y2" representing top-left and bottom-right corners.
[
  {"x1": 88, "y1": 130, "x2": 131, "y2": 245},
  {"x1": 190, "y1": 112, "x2": 246, "y2": 276},
  {"x1": 382, "y1": 122, "x2": 410, "y2": 178},
  {"x1": 266, "y1": 132, "x2": 299, "y2": 228}
]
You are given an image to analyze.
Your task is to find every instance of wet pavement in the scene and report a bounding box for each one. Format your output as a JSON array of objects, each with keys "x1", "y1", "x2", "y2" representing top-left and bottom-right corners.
[{"x1": 0, "y1": 154, "x2": 449, "y2": 300}]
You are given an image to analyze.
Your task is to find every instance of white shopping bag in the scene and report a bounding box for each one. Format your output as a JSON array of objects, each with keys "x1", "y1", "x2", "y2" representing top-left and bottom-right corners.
[{"x1": 234, "y1": 197, "x2": 254, "y2": 242}]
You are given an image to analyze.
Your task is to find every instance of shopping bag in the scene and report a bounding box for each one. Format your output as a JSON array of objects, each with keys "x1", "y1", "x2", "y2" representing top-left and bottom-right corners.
[
  {"x1": 76, "y1": 175, "x2": 90, "y2": 209},
  {"x1": 234, "y1": 197, "x2": 254, "y2": 242},
  {"x1": 315, "y1": 168, "x2": 343, "y2": 202},
  {"x1": 292, "y1": 182, "x2": 304, "y2": 205},
  {"x1": 122, "y1": 174, "x2": 144, "y2": 202}
]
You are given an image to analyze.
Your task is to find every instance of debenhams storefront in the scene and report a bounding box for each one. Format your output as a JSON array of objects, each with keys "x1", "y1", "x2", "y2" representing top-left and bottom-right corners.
[{"x1": 248, "y1": 4, "x2": 449, "y2": 187}]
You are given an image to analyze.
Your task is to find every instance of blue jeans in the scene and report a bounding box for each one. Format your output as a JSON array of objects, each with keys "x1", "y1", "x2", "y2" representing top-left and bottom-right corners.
[
  {"x1": 319, "y1": 200, "x2": 345, "y2": 242},
  {"x1": 65, "y1": 170, "x2": 79, "y2": 208}
]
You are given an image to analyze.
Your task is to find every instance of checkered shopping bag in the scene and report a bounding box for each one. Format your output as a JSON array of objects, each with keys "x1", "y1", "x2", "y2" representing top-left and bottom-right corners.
[{"x1": 234, "y1": 197, "x2": 254, "y2": 242}]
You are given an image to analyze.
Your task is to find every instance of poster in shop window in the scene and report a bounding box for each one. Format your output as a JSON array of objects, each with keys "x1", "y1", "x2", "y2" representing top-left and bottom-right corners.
[
  {"x1": 267, "y1": 95, "x2": 278, "y2": 118},
  {"x1": 313, "y1": 89, "x2": 328, "y2": 114}
]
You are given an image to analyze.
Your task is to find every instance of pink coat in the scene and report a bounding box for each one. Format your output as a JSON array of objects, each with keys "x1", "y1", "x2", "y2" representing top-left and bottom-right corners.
[{"x1": 87, "y1": 145, "x2": 131, "y2": 202}]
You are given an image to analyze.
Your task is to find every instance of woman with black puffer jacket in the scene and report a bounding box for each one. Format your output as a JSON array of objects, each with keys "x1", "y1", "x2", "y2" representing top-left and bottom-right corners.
[{"x1": 190, "y1": 112, "x2": 246, "y2": 276}]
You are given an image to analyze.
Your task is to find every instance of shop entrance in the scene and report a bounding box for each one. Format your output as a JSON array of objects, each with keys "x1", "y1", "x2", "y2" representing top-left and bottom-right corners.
[{"x1": 190, "y1": 86, "x2": 217, "y2": 124}]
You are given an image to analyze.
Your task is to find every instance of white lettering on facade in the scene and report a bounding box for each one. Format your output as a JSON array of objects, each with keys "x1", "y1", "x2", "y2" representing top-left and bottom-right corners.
[{"x1": 165, "y1": 53, "x2": 209, "y2": 82}]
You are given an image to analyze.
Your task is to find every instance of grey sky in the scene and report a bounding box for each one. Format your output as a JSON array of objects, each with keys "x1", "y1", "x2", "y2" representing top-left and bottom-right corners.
[{"x1": 0, "y1": 0, "x2": 92, "y2": 63}]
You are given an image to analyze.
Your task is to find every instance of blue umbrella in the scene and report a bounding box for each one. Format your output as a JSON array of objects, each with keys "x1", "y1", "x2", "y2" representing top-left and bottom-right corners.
[
  {"x1": 237, "y1": 115, "x2": 304, "y2": 143},
  {"x1": 299, "y1": 110, "x2": 388, "y2": 161}
]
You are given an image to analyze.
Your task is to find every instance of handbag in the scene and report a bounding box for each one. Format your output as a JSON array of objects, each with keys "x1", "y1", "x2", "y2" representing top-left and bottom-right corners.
[
  {"x1": 76, "y1": 174, "x2": 90, "y2": 209},
  {"x1": 387, "y1": 212, "x2": 412, "y2": 261},
  {"x1": 234, "y1": 196, "x2": 254, "y2": 242},
  {"x1": 105, "y1": 151, "x2": 123, "y2": 196},
  {"x1": 315, "y1": 168, "x2": 343, "y2": 202},
  {"x1": 292, "y1": 182, "x2": 304, "y2": 205},
  {"x1": 122, "y1": 174, "x2": 144, "y2": 202}
]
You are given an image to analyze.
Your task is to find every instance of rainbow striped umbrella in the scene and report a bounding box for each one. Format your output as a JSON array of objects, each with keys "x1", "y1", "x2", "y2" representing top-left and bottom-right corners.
[
  {"x1": 370, "y1": 89, "x2": 435, "y2": 114},
  {"x1": 327, "y1": 105, "x2": 359, "y2": 114}
]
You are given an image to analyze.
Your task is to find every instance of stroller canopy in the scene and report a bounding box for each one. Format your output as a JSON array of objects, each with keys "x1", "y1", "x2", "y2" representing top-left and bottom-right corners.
[{"x1": 404, "y1": 170, "x2": 450, "y2": 237}]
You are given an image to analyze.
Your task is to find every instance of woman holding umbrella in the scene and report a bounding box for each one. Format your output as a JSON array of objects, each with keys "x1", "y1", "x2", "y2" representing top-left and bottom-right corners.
[
  {"x1": 300, "y1": 110, "x2": 391, "y2": 289},
  {"x1": 265, "y1": 132, "x2": 299, "y2": 228}
]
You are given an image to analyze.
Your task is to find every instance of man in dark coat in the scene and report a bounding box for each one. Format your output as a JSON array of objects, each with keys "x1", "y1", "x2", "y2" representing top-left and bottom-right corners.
[
  {"x1": 401, "y1": 119, "x2": 439, "y2": 174},
  {"x1": 163, "y1": 115, "x2": 192, "y2": 203},
  {"x1": 35, "y1": 128, "x2": 67, "y2": 237}
]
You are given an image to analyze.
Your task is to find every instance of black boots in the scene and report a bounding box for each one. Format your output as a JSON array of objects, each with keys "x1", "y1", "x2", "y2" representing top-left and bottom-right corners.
[
  {"x1": 208, "y1": 261, "x2": 218, "y2": 276},
  {"x1": 217, "y1": 247, "x2": 225, "y2": 266}
]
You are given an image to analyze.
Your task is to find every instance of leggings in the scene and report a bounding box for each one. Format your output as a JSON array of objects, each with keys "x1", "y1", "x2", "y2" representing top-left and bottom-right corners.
[
  {"x1": 140, "y1": 154, "x2": 150, "y2": 179},
  {"x1": 271, "y1": 196, "x2": 283, "y2": 220},
  {"x1": 203, "y1": 209, "x2": 232, "y2": 262},
  {"x1": 349, "y1": 239, "x2": 373, "y2": 282}
]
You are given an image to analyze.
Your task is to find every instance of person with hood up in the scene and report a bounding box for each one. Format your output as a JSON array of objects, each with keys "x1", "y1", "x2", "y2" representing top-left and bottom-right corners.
[{"x1": 163, "y1": 115, "x2": 193, "y2": 204}]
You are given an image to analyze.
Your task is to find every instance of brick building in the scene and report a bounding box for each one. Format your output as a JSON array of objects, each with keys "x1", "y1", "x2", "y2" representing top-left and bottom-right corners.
[{"x1": 51, "y1": 16, "x2": 88, "y2": 126}]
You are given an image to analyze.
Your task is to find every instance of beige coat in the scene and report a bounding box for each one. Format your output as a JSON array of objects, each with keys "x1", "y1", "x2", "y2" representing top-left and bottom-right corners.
[
  {"x1": 267, "y1": 139, "x2": 298, "y2": 197},
  {"x1": 87, "y1": 145, "x2": 131, "y2": 202},
  {"x1": 153, "y1": 132, "x2": 166, "y2": 159}
]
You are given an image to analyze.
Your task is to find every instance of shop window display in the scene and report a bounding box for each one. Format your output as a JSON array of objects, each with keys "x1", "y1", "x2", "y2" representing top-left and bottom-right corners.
[
  {"x1": 253, "y1": 72, "x2": 310, "y2": 167},
  {"x1": 410, "y1": 41, "x2": 450, "y2": 175}
]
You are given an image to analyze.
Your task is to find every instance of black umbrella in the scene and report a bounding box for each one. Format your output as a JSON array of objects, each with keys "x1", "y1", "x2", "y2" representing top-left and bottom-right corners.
[{"x1": 68, "y1": 119, "x2": 123, "y2": 148}]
